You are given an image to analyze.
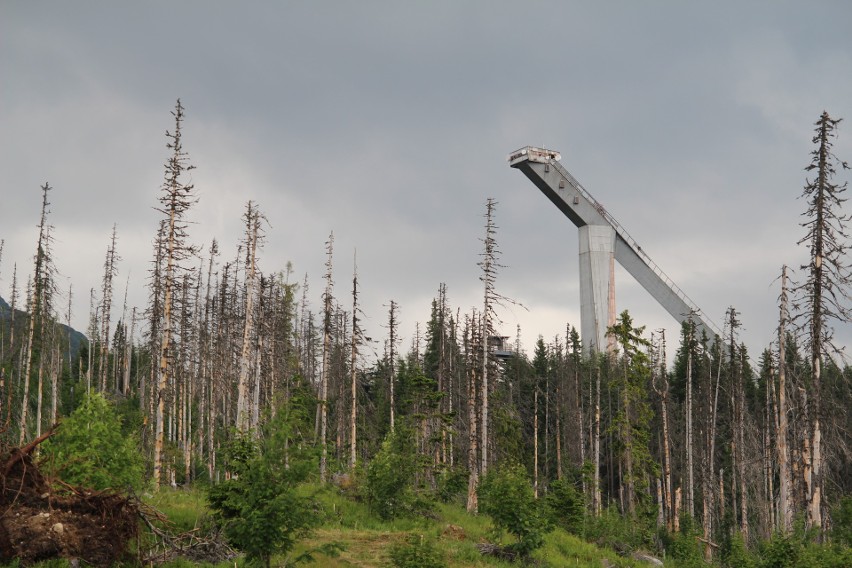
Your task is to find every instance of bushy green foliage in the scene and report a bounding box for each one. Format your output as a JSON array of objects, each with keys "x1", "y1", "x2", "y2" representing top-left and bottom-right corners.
[
  {"x1": 388, "y1": 534, "x2": 447, "y2": 568},
  {"x1": 833, "y1": 496, "x2": 852, "y2": 547},
  {"x1": 477, "y1": 463, "x2": 553, "y2": 557},
  {"x1": 793, "y1": 542, "x2": 852, "y2": 568},
  {"x1": 435, "y1": 465, "x2": 468, "y2": 504},
  {"x1": 719, "y1": 526, "x2": 852, "y2": 568},
  {"x1": 659, "y1": 515, "x2": 704, "y2": 568},
  {"x1": 365, "y1": 424, "x2": 419, "y2": 520},
  {"x1": 757, "y1": 531, "x2": 799, "y2": 568},
  {"x1": 545, "y1": 478, "x2": 586, "y2": 536},
  {"x1": 41, "y1": 392, "x2": 143, "y2": 492},
  {"x1": 584, "y1": 505, "x2": 656, "y2": 554},
  {"x1": 207, "y1": 402, "x2": 319, "y2": 567}
]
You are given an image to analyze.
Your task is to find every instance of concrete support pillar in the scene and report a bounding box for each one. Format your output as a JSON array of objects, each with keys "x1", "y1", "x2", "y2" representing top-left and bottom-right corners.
[{"x1": 578, "y1": 224, "x2": 616, "y2": 355}]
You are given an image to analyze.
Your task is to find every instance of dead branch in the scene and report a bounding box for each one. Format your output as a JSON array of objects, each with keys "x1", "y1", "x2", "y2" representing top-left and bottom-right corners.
[{"x1": 3, "y1": 423, "x2": 58, "y2": 475}]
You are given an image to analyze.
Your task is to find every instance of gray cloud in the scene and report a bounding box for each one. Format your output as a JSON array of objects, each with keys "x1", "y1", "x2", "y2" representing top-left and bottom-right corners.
[{"x1": 2, "y1": 1, "x2": 851, "y2": 362}]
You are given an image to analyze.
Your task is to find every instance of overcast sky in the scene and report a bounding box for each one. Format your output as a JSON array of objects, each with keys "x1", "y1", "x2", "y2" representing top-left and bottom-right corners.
[{"x1": 2, "y1": 1, "x2": 852, "y2": 364}]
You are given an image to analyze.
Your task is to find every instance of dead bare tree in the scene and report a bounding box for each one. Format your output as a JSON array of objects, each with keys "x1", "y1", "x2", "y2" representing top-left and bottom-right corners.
[
  {"x1": 777, "y1": 266, "x2": 793, "y2": 532},
  {"x1": 387, "y1": 300, "x2": 399, "y2": 433},
  {"x1": 319, "y1": 232, "x2": 334, "y2": 483},
  {"x1": 465, "y1": 310, "x2": 480, "y2": 513},
  {"x1": 236, "y1": 201, "x2": 264, "y2": 434},
  {"x1": 793, "y1": 111, "x2": 850, "y2": 533},
  {"x1": 349, "y1": 251, "x2": 363, "y2": 471},
  {"x1": 152, "y1": 100, "x2": 197, "y2": 489}
]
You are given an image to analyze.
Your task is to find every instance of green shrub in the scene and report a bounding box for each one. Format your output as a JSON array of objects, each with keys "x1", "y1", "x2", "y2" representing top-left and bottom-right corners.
[
  {"x1": 545, "y1": 478, "x2": 586, "y2": 536},
  {"x1": 477, "y1": 463, "x2": 553, "y2": 557},
  {"x1": 208, "y1": 402, "x2": 319, "y2": 567},
  {"x1": 739, "y1": 526, "x2": 852, "y2": 568},
  {"x1": 41, "y1": 392, "x2": 143, "y2": 492},
  {"x1": 585, "y1": 505, "x2": 654, "y2": 554},
  {"x1": 435, "y1": 465, "x2": 468, "y2": 504},
  {"x1": 722, "y1": 532, "x2": 755, "y2": 568},
  {"x1": 794, "y1": 542, "x2": 852, "y2": 568},
  {"x1": 833, "y1": 497, "x2": 852, "y2": 547},
  {"x1": 660, "y1": 515, "x2": 703, "y2": 567},
  {"x1": 365, "y1": 424, "x2": 418, "y2": 520},
  {"x1": 758, "y1": 531, "x2": 799, "y2": 568},
  {"x1": 388, "y1": 534, "x2": 447, "y2": 568}
]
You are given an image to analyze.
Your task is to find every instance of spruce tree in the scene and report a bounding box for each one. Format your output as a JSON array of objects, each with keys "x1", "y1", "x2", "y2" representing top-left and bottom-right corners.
[
  {"x1": 606, "y1": 310, "x2": 653, "y2": 516},
  {"x1": 20, "y1": 183, "x2": 57, "y2": 444},
  {"x1": 99, "y1": 224, "x2": 119, "y2": 392}
]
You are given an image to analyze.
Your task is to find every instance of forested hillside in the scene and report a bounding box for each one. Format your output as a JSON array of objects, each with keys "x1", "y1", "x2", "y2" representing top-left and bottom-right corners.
[{"x1": 1, "y1": 103, "x2": 851, "y2": 567}]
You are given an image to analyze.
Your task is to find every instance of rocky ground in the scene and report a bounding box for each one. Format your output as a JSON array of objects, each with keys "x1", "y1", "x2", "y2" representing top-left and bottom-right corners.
[{"x1": 0, "y1": 431, "x2": 139, "y2": 566}]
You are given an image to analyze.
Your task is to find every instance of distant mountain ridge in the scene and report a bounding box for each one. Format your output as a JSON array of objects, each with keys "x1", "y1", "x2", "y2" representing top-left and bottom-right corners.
[{"x1": 0, "y1": 295, "x2": 88, "y2": 357}]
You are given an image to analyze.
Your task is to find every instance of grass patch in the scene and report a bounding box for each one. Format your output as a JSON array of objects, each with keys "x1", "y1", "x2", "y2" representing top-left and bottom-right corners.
[
  {"x1": 536, "y1": 529, "x2": 645, "y2": 567},
  {"x1": 144, "y1": 487, "x2": 210, "y2": 532},
  {"x1": 125, "y1": 484, "x2": 666, "y2": 567},
  {"x1": 309, "y1": 483, "x2": 433, "y2": 532}
]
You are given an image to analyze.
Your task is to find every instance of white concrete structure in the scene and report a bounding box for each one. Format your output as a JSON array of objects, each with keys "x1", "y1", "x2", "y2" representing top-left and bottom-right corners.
[{"x1": 508, "y1": 146, "x2": 721, "y2": 354}]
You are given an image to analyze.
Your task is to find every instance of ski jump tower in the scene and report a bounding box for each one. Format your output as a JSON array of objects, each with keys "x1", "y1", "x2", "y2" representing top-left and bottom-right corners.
[{"x1": 508, "y1": 146, "x2": 721, "y2": 354}]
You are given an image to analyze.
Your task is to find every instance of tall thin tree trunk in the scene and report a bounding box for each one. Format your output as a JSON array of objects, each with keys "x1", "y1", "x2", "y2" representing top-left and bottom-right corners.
[
  {"x1": 388, "y1": 300, "x2": 398, "y2": 433},
  {"x1": 349, "y1": 255, "x2": 359, "y2": 471},
  {"x1": 35, "y1": 350, "x2": 44, "y2": 439},
  {"x1": 555, "y1": 384, "x2": 563, "y2": 481},
  {"x1": 236, "y1": 203, "x2": 259, "y2": 433},
  {"x1": 466, "y1": 314, "x2": 479, "y2": 513},
  {"x1": 534, "y1": 385, "x2": 539, "y2": 498},
  {"x1": 20, "y1": 186, "x2": 53, "y2": 443},
  {"x1": 654, "y1": 340, "x2": 673, "y2": 530},
  {"x1": 685, "y1": 323, "x2": 695, "y2": 519},
  {"x1": 100, "y1": 225, "x2": 118, "y2": 393},
  {"x1": 738, "y1": 353, "x2": 749, "y2": 541},
  {"x1": 593, "y1": 362, "x2": 602, "y2": 516},
  {"x1": 777, "y1": 266, "x2": 792, "y2": 532},
  {"x1": 154, "y1": 243, "x2": 174, "y2": 487},
  {"x1": 319, "y1": 233, "x2": 334, "y2": 483},
  {"x1": 124, "y1": 310, "x2": 135, "y2": 397}
]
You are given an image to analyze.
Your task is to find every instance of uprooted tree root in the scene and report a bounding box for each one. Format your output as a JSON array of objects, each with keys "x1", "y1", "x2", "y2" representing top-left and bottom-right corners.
[
  {"x1": 0, "y1": 427, "x2": 139, "y2": 566},
  {"x1": 0, "y1": 429, "x2": 235, "y2": 567}
]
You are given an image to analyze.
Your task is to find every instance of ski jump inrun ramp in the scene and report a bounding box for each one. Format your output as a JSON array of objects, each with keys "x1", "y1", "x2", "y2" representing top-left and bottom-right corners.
[{"x1": 508, "y1": 146, "x2": 721, "y2": 354}]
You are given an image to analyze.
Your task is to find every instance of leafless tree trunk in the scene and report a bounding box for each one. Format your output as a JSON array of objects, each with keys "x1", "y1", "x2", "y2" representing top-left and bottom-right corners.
[
  {"x1": 794, "y1": 112, "x2": 851, "y2": 534},
  {"x1": 387, "y1": 300, "x2": 398, "y2": 433},
  {"x1": 319, "y1": 232, "x2": 334, "y2": 483},
  {"x1": 349, "y1": 253, "x2": 361, "y2": 471},
  {"x1": 124, "y1": 308, "x2": 135, "y2": 397},
  {"x1": 479, "y1": 198, "x2": 500, "y2": 476},
  {"x1": 652, "y1": 330, "x2": 673, "y2": 530},
  {"x1": 236, "y1": 202, "x2": 263, "y2": 433},
  {"x1": 685, "y1": 319, "x2": 695, "y2": 519},
  {"x1": 777, "y1": 266, "x2": 792, "y2": 532},
  {"x1": 593, "y1": 360, "x2": 602, "y2": 516},
  {"x1": 465, "y1": 312, "x2": 479, "y2": 513},
  {"x1": 153, "y1": 100, "x2": 197, "y2": 489},
  {"x1": 533, "y1": 384, "x2": 539, "y2": 498}
]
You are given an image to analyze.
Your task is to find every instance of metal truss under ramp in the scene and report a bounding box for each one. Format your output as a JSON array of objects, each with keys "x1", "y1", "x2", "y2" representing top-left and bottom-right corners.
[{"x1": 508, "y1": 146, "x2": 721, "y2": 354}]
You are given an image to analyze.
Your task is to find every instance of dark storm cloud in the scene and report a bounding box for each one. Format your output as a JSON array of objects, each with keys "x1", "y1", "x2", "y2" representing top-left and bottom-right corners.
[{"x1": 2, "y1": 1, "x2": 851, "y2": 360}]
